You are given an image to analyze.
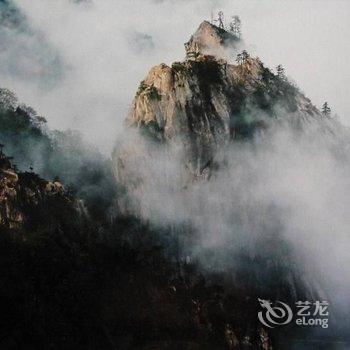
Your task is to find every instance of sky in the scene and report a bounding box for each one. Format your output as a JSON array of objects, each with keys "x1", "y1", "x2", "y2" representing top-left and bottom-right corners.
[{"x1": 0, "y1": 0, "x2": 348, "y2": 153}]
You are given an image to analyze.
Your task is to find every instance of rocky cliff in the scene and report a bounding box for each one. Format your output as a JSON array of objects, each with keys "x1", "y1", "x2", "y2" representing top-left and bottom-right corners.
[
  {"x1": 0, "y1": 148, "x2": 81, "y2": 230},
  {"x1": 123, "y1": 21, "x2": 333, "y2": 179},
  {"x1": 184, "y1": 20, "x2": 241, "y2": 60}
]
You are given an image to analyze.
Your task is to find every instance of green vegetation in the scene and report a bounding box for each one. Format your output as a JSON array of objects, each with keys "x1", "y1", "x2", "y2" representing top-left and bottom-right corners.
[
  {"x1": 137, "y1": 80, "x2": 148, "y2": 95},
  {"x1": 252, "y1": 85, "x2": 273, "y2": 111},
  {"x1": 148, "y1": 85, "x2": 161, "y2": 101},
  {"x1": 236, "y1": 50, "x2": 250, "y2": 65},
  {"x1": 172, "y1": 61, "x2": 187, "y2": 75},
  {"x1": 136, "y1": 81, "x2": 161, "y2": 101},
  {"x1": 139, "y1": 120, "x2": 164, "y2": 142},
  {"x1": 190, "y1": 60, "x2": 222, "y2": 104}
]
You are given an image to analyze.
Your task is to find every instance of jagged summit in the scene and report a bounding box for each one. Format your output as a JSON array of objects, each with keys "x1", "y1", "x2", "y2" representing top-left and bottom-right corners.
[
  {"x1": 185, "y1": 20, "x2": 240, "y2": 60},
  {"x1": 120, "y1": 20, "x2": 336, "y2": 180}
]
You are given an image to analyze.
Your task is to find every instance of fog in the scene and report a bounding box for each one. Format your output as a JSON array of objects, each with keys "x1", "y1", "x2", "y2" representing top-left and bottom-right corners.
[
  {"x1": 0, "y1": 0, "x2": 348, "y2": 153},
  {"x1": 117, "y1": 115, "x2": 350, "y2": 329}
]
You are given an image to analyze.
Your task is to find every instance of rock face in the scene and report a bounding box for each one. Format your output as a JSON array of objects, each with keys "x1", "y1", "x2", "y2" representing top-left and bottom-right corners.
[
  {"x1": 0, "y1": 156, "x2": 22, "y2": 227},
  {"x1": 124, "y1": 21, "x2": 329, "y2": 178},
  {"x1": 0, "y1": 150, "x2": 77, "y2": 229},
  {"x1": 184, "y1": 20, "x2": 240, "y2": 60}
]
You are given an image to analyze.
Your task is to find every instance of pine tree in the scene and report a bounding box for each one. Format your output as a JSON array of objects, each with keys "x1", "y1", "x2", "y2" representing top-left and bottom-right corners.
[
  {"x1": 276, "y1": 64, "x2": 286, "y2": 80},
  {"x1": 236, "y1": 50, "x2": 250, "y2": 66},
  {"x1": 242, "y1": 50, "x2": 249, "y2": 62},
  {"x1": 322, "y1": 102, "x2": 331, "y2": 117},
  {"x1": 236, "y1": 53, "x2": 243, "y2": 65}
]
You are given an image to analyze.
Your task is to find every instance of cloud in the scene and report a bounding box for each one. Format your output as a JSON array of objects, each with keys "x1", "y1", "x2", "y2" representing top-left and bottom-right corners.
[
  {"x1": 1, "y1": 0, "x2": 217, "y2": 152},
  {"x1": 117, "y1": 116, "x2": 350, "y2": 321}
]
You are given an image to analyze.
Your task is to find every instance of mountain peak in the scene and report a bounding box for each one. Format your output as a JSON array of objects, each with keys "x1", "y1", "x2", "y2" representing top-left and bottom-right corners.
[
  {"x1": 121, "y1": 20, "x2": 331, "y2": 181},
  {"x1": 185, "y1": 20, "x2": 240, "y2": 60}
]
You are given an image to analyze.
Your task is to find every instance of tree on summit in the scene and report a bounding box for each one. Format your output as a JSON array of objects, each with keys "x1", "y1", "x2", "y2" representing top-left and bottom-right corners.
[
  {"x1": 217, "y1": 11, "x2": 225, "y2": 29},
  {"x1": 276, "y1": 65, "x2": 287, "y2": 81},
  {"x1": 242, "y1": 50, "x2": 249, "y2": 61},
  {"x1": 211, "y1": 11, "x2": 225, "y2": 29},
  {"x1": 211, "y1": 11, "x2": 242, "y2": 37},
  {"x1": 322, "y1": 102, "x2": 331, "y2": 117},
  {"x1": 236, "y1": 53, "x2": 243, "y2": 65},
  {"x1": 236, "y1": 50, "x2": 249, "y2": 65},
  {"x1": 229, "y1": 15, "x2": 241, "y2": 38}
]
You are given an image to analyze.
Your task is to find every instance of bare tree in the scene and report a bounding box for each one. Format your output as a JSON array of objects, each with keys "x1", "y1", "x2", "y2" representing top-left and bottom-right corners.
[{"x1": 213, "y1": 11, "x2": 225, "y2": 29}]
